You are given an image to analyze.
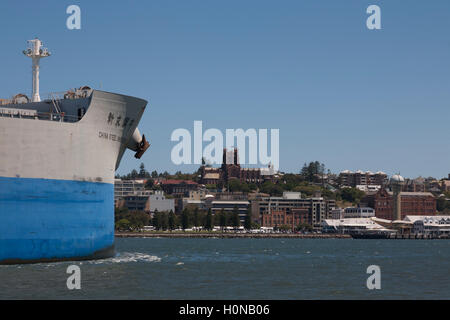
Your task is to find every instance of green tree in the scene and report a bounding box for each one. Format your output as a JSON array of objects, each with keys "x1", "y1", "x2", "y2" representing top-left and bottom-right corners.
[
  {"x1": 297, "y1": 223, "x2": 313, "y2": 232},
  {"x1": 204, "y1": 209, "x2": 213, "y2": 231},
  {"x1": 115, "y1": 207, "x2": 129, "y2": 223},
  {"x1": 168, "y1": 210, "x2": 176, "y2": 231},
  {"x1": 260, "y1": 181, "x2": 284, "y2": 196},
  {"x1": 145, "y1": 179, "x2": 154, "y2": 189},
  {"x1": 340, "y1": 187, "x2": 365, "y2": 204},
  {"x1": 232, "y1": 206, "x2": 240, "y2": 228},
  {"x1": 228, "y1": 179, "x2": 242, "y2": 192},
  {"x1": 116, "y1": 218, "x2": 131, "y2": 231},
  {"x1": 300, "y1": 161, "x2": 326, "y2": 183},
  {"x1": 181, "y1": 208, "x2": 190, "y2": 230},
  {"x1": 278, "y1": 224, "x2": 292, "y2": 232},
  {"x1": 161, "y1": 171, "x2": 170, "y2": 178},
  {"x1": 160, "y1": 211, "x2": 169, "y2": 230},
  {"x1": 244, "y1": 208, "x2": 252, "y2": 230},
  {"x1": 152, "y1": 209, "x2": 161, "y2": 230},
  {"x1": 139, "y1": 163, "x2": 148, "y2": 178},
  {"x1": 219, "y1": 209, "x2": 227, "y2": 231},
  {"x1": 192, "y1": 207, "x2": 200, "y2": 227},
  {"x1": 130, "y1": 169, "x2": 139, "y2": 179},
  {"x1": 127, "y1": 210, "x2": 150, "y2": 231}
]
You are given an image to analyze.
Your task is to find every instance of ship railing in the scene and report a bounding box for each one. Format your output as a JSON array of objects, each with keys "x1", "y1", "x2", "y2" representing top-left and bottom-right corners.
[
  {"x1": 45, "y1": 91, "x2": 69, "y2": 101},
  {"x1": 1, "y1": 89, "x2": 92, "y2": 106},
  {"x1": 0, "y1": 108, "x2": 80, "y2": 123},
  {"x1": 40, "y1": 111, "x2": 80, "y2": 123},
  {"x1": 44, "y1": 89, "x2": 92, "y2": 101},
  {"x1": 0, "y1": 99, "x2": 14, "y2": 106}
]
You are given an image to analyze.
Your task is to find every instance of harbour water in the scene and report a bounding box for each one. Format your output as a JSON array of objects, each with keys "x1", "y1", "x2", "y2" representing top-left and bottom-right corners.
[{"x1": 0, "y1": 238, "x2": 449, "y2": 300}]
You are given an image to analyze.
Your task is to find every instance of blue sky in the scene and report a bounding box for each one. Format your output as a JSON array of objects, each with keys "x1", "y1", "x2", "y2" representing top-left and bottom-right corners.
[{"x1": 1, "y1": 1, "x2": 449, "y2": 179}]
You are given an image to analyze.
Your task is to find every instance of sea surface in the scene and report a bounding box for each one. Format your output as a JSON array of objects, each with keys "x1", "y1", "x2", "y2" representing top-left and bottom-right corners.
[{"x1": 0, "y1": 238, "x2": 449, "y2": 300}]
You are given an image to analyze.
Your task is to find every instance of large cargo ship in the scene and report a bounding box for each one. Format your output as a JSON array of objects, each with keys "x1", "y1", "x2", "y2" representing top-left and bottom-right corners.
[{"x1": 0, "y1": 39, "x2": 149, "y2": 264}]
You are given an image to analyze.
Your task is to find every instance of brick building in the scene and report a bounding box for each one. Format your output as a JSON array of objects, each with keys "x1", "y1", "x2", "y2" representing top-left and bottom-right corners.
[
  {"x1": 261, "y1": 208, "x2": 310, "y2": 231},
  {"x1": 159, "y1": 179, "x2": 199, "y2": 196},
  {"x1": 362, "y1": 188, "x2": 436, "y2": 220}
]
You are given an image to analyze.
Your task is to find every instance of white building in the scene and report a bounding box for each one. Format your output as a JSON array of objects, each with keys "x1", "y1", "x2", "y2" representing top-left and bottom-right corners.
[
  {"x1": 356, "y1": 185, "x2": 381, "y2": 193},
  {"x1": 343, "y1": 207, "x2": 375, "y2": 219},
  {"x1": 282, "y1": 191, "x2": 302, "y2": 200},
  {"x1": 114, "y1": 179, "x2": 151, "y2": 206},
  {"x1": 149, "y1": 190, "x2": 175, "y2": 214},
  {"x1": 404, "y1": 215, "x2": 450, "y2": 236},
  {"x1": 322, "y1": 218, "x2": 389, "y2": 234},
  {"x1": 331, "y1": 208, "x2": 344, "y2": 219}
]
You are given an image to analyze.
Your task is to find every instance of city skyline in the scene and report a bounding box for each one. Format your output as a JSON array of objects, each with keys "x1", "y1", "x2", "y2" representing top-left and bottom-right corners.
[{"x1": 1, "y1": 1, "x2": 450, "y2": 178}]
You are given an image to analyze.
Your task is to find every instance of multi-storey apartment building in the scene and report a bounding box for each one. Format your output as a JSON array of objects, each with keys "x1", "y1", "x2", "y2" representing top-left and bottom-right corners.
[
  {"x1": 254, "y1": 192, "x2": 336, "y2": 229},
  {"x1": 210, "y1": 200, "x2": 250, "y2": 224},
  {"x1": 338, "y1": 170, "x2": 388, "y2": 188},
  {"x1": 116, "y1": 190, "x2": 175, "y2": 215},
  {"x1": 114, "y1": 179, "x2": 149, "y2": 207}
]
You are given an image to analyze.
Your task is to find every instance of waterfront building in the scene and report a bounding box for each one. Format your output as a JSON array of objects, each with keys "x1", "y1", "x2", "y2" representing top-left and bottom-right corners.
[
  {"x1": 255, "y1": 192, "x2": 336, "y2": 229},
  {"x1": 182, "y1": 199, "x2": 208, "y2": 211},
  {"x1": 116, "y1": 190, "x2": 175, "y2": 215},
  {"x1": 114, "y1": 179, "x2": 152, "y2": 208},
  {"x1": 322, "y1": 218, "x2": 389, "y2": 234},
  {"x1": 362, "y1": 188, "x2": 436, "y2": 220},
  {"x1": 149, "y1": 191, "x2": 175, "y2": 214},
  {"x1": 331, "y1": 208, "x2": 344, "y2": 220},
  {"x1": 210, "y1": 200, "x2": 250, "y2": 224},
  {"x1": 343, "y1": 207, "x2": 375, "y2": 219},
  {"x1": 261, "y1": 209, "x2": 302, "y2": 231},
  {"x1": 405, "y1": 215, "x2": 450, "y2": 236},
  {"x1": 116, "y1": 194, "x2": 149, "y2": 212}
]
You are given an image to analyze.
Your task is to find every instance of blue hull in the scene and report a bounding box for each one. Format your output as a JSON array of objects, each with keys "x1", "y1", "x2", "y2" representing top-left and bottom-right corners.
[{"x1": 0, "y1": 177, "x2": 115, "y2": 264}]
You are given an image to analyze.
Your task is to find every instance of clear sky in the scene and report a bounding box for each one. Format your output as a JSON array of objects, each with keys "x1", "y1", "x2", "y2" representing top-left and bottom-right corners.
[{"x1": 1, "y1": 1, "x2": 449, "y2": 179}]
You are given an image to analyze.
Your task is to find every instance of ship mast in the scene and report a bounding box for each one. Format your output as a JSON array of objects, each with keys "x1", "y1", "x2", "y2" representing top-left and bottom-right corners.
[{"x1": 23, "y1": 38, "x2": 51, "y2": 102}]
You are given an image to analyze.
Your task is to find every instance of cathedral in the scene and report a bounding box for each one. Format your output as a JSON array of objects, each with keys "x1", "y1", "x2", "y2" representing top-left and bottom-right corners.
[{"x1": 199, "y1": 148, "x2": 276, "y2": 186}]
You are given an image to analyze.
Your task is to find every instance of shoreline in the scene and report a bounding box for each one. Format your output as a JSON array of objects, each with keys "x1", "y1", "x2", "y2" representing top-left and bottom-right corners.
[{"x1": 115, "y1": 232, "x2": 352, "y2": 239}]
